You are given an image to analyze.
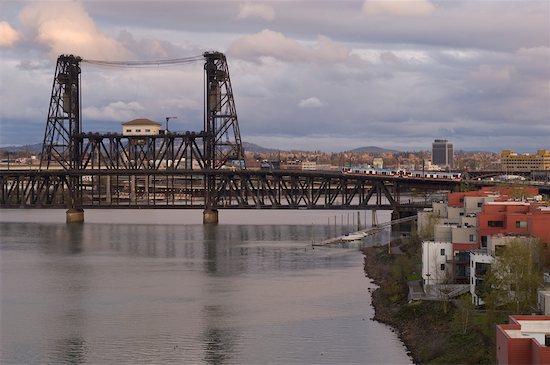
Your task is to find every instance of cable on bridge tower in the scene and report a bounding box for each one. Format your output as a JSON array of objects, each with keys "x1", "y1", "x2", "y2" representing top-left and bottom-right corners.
[{"x1": 81, "y1": 55, "x2": 204, "y2": 68}]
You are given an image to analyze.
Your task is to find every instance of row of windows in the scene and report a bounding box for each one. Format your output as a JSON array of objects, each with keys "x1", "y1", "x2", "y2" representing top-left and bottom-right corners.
[
  {"x1": 486, "y1": 220, "x2": 527, "y2": 228},
  {"x1": 125, "y1": 128, "x2": 152, "y2": 133}
]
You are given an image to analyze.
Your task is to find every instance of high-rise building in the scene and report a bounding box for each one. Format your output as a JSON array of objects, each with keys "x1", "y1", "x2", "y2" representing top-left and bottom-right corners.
[{"x1": 432, "y1": 139, "x2": 453, "y2": 168}]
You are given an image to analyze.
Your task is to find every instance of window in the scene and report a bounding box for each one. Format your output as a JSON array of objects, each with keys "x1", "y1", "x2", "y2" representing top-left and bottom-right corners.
[
  {"x1": 477, "y1": 202, "x2": 483, "y2": 208},
  {"x1": 145, "y1": 129, "x2": 151, "y2": 132},
  {"x1": 488, "y1": 220, "x2": 504, "y2": 228},
  {"x1": 481, "y1": 236, "x2": 488, "y2": 248},
  {"x1": 126, "y1": 129, "x2": 131, "y2": 132},
  {"x1": 515, "y1": 221, "x2": 527, "y2": 228},
  {"x1": 469, "y1": 234, "x2": 475, "y2": 242},
  {"x1": 459, "y1": 198, "x2": 464, "y2": 203},
  {"x1": 440, "y1": 248, "x2": 445, "y2": 256},
  {"x1": 440, "y1": 264, "x2": 445, "y2": 271},
  {"x1": 135, "y1": 129, "x2": 141, "y2": 132}
]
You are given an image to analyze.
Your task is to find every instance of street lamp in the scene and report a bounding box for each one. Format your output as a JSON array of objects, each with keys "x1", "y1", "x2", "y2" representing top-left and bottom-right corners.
[{"x1": 165, "y1": 116, "x2": 177, "y2": 133}]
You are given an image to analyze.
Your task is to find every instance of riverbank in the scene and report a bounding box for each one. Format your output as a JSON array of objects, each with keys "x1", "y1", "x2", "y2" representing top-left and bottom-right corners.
[{"x1": 363, "y1": 237, "x2": 495, "y2": 364}]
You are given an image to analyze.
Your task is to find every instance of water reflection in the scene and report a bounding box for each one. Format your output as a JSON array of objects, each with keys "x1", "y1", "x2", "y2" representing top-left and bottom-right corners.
[
  {"x1": 54, "y1": 337, "x2": 88, "y2": 365},
  {"x1": 202, "y1": 305, "x2": 238, "y2": 365},
  {"x1": 203, "y1": 225, "x2": 219, "y2": 274},
  {"x1": 0, "y1": 211, "x2": 411, "y2": 365}
]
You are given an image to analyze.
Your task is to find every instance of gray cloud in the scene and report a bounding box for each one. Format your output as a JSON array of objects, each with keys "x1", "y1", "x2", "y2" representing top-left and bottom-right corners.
[{"x1": 0, "y1": 1, "x2": 548, "y2": 152}]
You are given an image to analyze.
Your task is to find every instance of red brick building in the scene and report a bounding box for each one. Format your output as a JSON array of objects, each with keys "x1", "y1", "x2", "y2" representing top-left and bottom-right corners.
[
  {"x1": 497, "y1": 315, "x2": 550, "y2": 364},
  {"x1": 478, "y1": 202, "x2": 550, "y2": 247},
  {"x1": 448, "y1": 186, "x2": 539, "y2": 208}
]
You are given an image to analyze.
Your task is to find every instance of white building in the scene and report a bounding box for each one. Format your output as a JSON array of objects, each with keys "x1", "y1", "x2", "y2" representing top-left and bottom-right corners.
[
  {"x1": 470, "y1": 235, "x2": 537, "y2": 306},
  {"x1": 422, "y1": 241, "x2": 453, "y2": 286},
  {"x1": 469, "y1": 250, "x2": 494, "y2": 306},
  {"x1": 538, "y1": 289, "x2": 550, "y2": 315},
  {"x1": 122, "y1": 118, "x2": 162, "y2": 136}
]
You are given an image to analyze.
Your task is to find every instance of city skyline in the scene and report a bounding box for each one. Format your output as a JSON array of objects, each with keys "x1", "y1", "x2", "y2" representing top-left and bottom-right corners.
[{"x1": 0, "y1": 0, "x2": 549, "y2": 152}]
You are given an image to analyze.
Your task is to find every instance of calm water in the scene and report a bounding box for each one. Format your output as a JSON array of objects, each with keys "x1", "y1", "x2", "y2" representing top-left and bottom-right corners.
[{"x1": 0, "y1": 209, "x2": 412, "y2": 364}]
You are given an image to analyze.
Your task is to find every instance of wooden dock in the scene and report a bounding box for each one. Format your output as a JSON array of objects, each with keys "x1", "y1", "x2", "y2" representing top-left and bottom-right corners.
[{"x1": 312, "y1": 215, "x2": 417, "y2": 246}]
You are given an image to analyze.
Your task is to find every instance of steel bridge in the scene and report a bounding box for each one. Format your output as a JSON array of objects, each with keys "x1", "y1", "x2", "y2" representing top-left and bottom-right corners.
[
  {"x1": 0, "y1": 168, "x2": 458, "y2": 210},
  {"x1": 0, "y1": 52, "x2": 464, "y2": 223}
]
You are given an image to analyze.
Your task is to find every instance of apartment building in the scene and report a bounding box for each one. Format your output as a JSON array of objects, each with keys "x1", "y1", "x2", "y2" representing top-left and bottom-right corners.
[
  {"x1": 470, "y1": 235, "x2": 537, "y2": 306},
  {"x1": 501, "y1": 149, "x2": 550, "y2": 172},
  {"x1": 418, "y1": 186, "x2": 549, "y2": 305},
  {"x1": 478, "y1": 202, "x2": 550, "y2": 247}
]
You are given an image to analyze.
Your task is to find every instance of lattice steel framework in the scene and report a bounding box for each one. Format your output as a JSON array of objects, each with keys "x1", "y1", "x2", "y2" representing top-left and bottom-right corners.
[
  {"x1": 76, "y1": 133, "x2": 207, "y2": 171},
  {"x1": 40, "y1": 53, "x2": 244, "y2": 172},
  {"x1": 40, "y1": 55, "x2": 82, "y2": 170},
  {"x1": 203, "y1": 52, "x2": 244, "y2": 170},
  {"x1": 0, "y1": 170, "x2": 457, "y2": 209}
]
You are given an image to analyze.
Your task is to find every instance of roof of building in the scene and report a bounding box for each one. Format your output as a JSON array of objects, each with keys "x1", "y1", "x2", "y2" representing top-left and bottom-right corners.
[
  {"x1": 500, "y1": 316, "x2": 550, "y2": 342},
  {"x1": 122, "y1": 118, "x2": 162, "y2": 126},
  {"x1": 485, "y1": 201, "x2": 531, "y2": 206}
]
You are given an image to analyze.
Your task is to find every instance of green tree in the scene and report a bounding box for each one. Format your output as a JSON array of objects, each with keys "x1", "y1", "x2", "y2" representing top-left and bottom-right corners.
[
  {"x1": 484, "y1": 238, "x2": 544, "y2": 313},
  {"x1": 452, "y1": 294, "x2": 476, "y2": 335},
  {"x1": 419, "y1": 211, "x2": 440, "y2": 240}
]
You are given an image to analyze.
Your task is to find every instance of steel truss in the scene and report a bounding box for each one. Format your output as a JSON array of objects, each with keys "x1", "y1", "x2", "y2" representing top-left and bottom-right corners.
[
  {"x1": 0, "y1": 172, "x2": 80, "y2": 207},
  {"x1": 1, "y1": 170, "x2": 457, "y2": 209},
  {"x1": 76, "y1": 133, "x2": 207, "y2": 170}
]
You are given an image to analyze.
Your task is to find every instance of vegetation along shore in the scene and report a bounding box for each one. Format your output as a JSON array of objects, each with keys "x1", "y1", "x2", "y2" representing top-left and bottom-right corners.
[{"x1": 362, "y1": 234, "x2": 520, "y2": 364}]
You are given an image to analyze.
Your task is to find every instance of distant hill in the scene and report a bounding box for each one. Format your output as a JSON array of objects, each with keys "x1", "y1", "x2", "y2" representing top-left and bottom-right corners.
[
  {"x1": 242, "y1": 142, "x2": 278, "y2": 153},
  {"x1": 347, "y1": 146, "x2": 401, "y2": 154},
  {"x1": 0, "y1": 143, "x2": 42, "y2": 154},
  {"x1": 455, "y1": 149, "x2": 496, "y2": 155}
]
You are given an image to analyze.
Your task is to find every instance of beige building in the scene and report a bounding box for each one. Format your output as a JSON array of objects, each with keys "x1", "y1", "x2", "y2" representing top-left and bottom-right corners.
[
  {"x1": 122, "y1": 118, "x2": 162, "y2": 136},
  {"x1": 301, "y1": 161, "x2": 317, "y2": 171},
  {"x1": 372, "y1": 158, "x2": 384, "y2": 169},
  {"x1": 500, "y1": 149, "x2": 550, "y2": 172}
]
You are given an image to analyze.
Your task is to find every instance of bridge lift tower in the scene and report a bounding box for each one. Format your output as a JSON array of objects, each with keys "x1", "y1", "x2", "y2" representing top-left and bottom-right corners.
[{"x1": 39, "y1": 52, "x2": 244, "y2": 223}]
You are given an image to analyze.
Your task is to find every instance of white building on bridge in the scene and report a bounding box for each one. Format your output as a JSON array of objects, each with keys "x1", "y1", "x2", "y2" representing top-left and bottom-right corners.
[{"x1": 122, "y1": 118, "x2": 162, "y2": 136}]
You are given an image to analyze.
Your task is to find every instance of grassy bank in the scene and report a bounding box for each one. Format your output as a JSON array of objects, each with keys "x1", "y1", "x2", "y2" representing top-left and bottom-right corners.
[{"x1": 363, "y1": 237, "x2": 502, "y2": 364}]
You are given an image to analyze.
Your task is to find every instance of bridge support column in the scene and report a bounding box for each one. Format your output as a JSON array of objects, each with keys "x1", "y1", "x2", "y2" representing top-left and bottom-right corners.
[
  {"x1": 203, "y1": 208, "x2": 219, "y2": 224},
  {"x1": 105, "y1": 175, "x2": 111, "y2": 204},
  {"x1": 130, "y1": 175, "x2": 136, "y2": 203},
  {"x1": 66, "y1": 208, "x2": 84, "y2": 223}
]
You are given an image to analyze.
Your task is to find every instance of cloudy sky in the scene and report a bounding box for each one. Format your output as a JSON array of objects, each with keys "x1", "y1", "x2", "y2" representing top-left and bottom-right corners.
[{"x1": 0, "y1": 0, "x2": 549, "y2": 152}]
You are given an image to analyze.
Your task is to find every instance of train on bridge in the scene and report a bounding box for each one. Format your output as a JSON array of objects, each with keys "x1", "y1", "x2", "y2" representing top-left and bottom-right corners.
[{"x1": 342, "y1": 166, "x2": 462, "y2": 181}]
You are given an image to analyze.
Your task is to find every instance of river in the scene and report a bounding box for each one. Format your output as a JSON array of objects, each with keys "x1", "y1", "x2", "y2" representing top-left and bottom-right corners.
[{"x1": 0, "y1": 209, "x2": 412, "y2": 364}]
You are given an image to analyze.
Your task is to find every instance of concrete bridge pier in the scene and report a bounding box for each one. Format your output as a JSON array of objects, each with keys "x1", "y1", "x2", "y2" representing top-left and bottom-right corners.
[
  {"x1": 203, "y1": 208, "x2": 219, "y2": 224},
  {"x1": 66, "y1": 208, "x2": 84, "y2": 223}
]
